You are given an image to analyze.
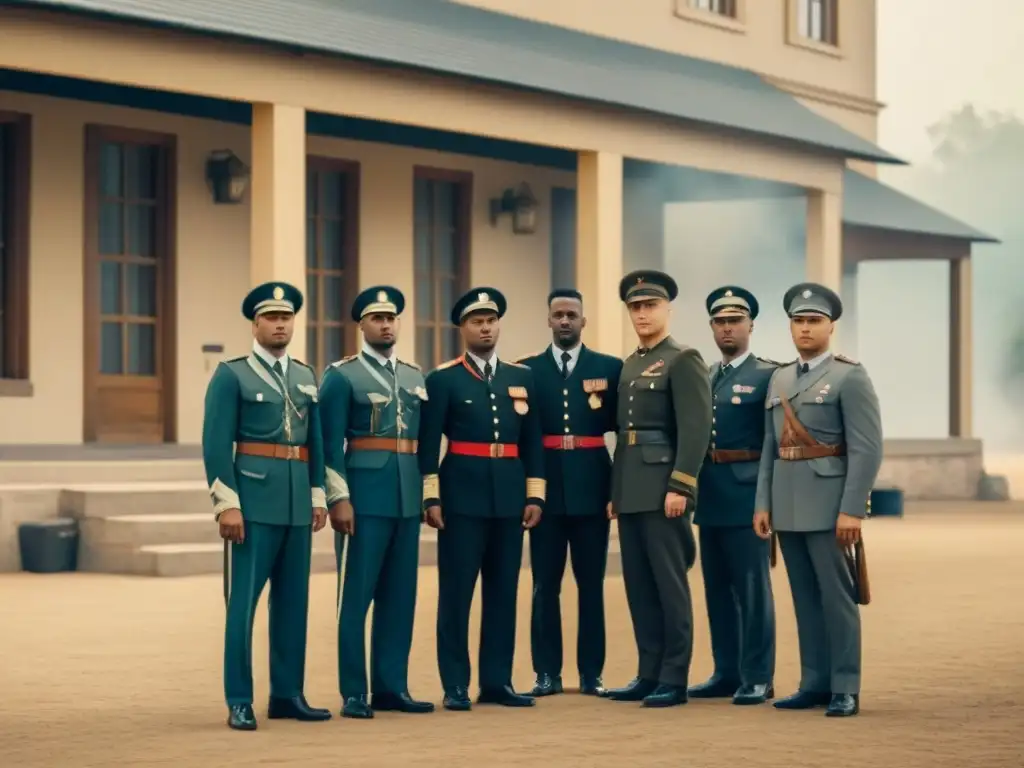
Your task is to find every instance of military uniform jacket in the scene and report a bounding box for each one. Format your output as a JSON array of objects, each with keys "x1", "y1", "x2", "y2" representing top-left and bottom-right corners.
[
  {"x1": 202, "y1": 353, "x2": 326, "y2": 526},
  {"x1": 518, "y1": 345, "x2": 622, "y2": 516},
  {"x1": 319, "y1": 351, "x2": 425, "y2": 519},
  {"x1": 611, "y1": 337, "x2": 713, "y2": 515},
  {"x1": 695, "y1": 355, "x2": 778, "y2": 528},
  {"x1": 418, "y1": 356, "x2": 545, "y2": 519},
  {"x1": 754, "y1": 355, "x2": 883, "y2": 532}
]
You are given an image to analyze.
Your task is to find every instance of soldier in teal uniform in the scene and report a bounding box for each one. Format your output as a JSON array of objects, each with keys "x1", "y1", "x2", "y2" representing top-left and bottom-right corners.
[
  {"x1": 202, "y1": 281, "x2": 332, "y2": 731},
  {"x1": 517, "y1": 289, "x2": 622, "y2": 698},
  {"x1": 689, "y1": 286, "x2": 777, "y2": 706},
  {"x1": 754, "y1": 282, "x2": 883, "y2": 718},
  {"x1": 418, "y1": 287, "x2": 545, "y2": 711},
  {"x1": 319, "y1": 286, "x2": 435, "y2": 719}
]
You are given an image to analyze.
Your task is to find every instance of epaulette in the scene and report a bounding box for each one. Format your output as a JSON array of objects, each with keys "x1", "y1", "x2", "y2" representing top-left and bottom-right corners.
[
  {"x1": 330, "y1": 355, "x2": 358, "y2": 368},
  {"x1": 397, "y1": 358, "x2": 421, "y2": 371},
  {"x1": 835, "y1": 354, "x2": 860, "y2": 365},
  {"x1": 291, "y1": 357, "x2": 313, "y2": 370},
  {"x1": 504, "y1": 359, "x2": 528, "y2": 368},
  {"x1": 756, "y1": 356, "x2": 783, "y2": 367},
  {"x1": 780, "y1": 359, "x2": 799, "y2": 367},
  {"x1": 435, "y1": 357, "x2": 462, "y2": 371},
  {"x1": 225, "y1": 355, "x2": 247, "y2": 364}
]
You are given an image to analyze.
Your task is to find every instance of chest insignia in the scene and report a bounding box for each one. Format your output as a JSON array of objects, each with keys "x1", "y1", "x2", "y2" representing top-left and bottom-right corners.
[
  {"x1": 640, "y1": 360, "x2": 665, "y2": 377},
  {"x1": 411, "y1": 385, "x2": 428, "y2": 401},
  {"x1": 732, "y1": 384, "x2": 755, "y2": 394},
  {"x1": 256, "y1": 392, "x2": 264, "y2": 402},
  {"x1": 731, "y1": 396, "x2": 742, "y2": 404},
  {"x1": 508, "y1": 386, "x2": 528, "y2": 415},
  {"x1": 297, "y1": 383, "x2": 318, "y2": 397},
  {"x1": 583, "y1": 378, "x2": 608, "y2": 393}
]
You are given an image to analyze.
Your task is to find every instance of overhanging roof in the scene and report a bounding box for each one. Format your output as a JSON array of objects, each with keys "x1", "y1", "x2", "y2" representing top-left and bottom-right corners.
[
  {"x1": 12, "y1": 0, "x2": 902, "y2": 165},
  {"x1": 843, "y1": 170, "x2": 999, "y2": 243}
]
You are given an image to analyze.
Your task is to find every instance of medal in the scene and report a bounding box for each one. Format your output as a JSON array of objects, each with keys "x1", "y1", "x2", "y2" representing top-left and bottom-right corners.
[
  {"x1": 513, "y1": 399, "x2": 529, "y2": 415},
  {"x1": 588, "y1": 392, "x2": 601, "y2": 410},
  {"x1": 731, "y1": 396, "x2": 741, "y2": 404}
]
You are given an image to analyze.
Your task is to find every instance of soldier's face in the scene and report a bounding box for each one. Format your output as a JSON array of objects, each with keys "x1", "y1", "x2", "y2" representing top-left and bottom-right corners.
[
  {"x1": 628, "y1": 298, "x2": 669, "y2": 338},
  {"x1": 790, "y1": 314, "x2": 833, "y2": 353},
  {"x1": 461, "y1": 311, "x2": 499, "y2": 352},
  {"x1": 253, "y1": 311, "x2": 294, "y2": 351},
  {"x1": 548, "y1": 297, "x2": 585, "y2": 348},
  {"x1": 710, "y1": 315, "x2": 752, "y2": 354},
  {"x1": 361, "y1": 312, "x2": 398, "y2": 350}
]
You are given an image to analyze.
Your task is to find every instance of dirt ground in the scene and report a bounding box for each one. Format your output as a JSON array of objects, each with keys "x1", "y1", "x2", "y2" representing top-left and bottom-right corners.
[{"x1": 2, "y1": 504, "x2": 1023, "y2": 768}]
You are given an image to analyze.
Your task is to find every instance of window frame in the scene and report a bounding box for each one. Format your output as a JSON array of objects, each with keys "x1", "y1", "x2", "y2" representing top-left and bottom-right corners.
[
  {"x1": 0, "y1": 111, "x2": 32, "y2": 396},
  {"x1": 786, "y1": 0, "x2": 841, "y2": 56},
  {"x1": 412, "y1": 166, "x2": 473, "y2": 371},
  {"x1": 305, "y1": 155, "x2": 361, "y2": 373},
  {"x1": 673, "y1": 0, "x2": 746, "y2": 34}
]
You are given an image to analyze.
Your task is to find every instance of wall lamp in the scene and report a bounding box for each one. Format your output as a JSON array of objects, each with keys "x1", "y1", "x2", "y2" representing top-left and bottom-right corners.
[
  {"x1": 205, "y1": 149, "x2": 251, "y2": 204},
  {"x1": 489, "y1": 182, "x2": 538, "y2": 235}
]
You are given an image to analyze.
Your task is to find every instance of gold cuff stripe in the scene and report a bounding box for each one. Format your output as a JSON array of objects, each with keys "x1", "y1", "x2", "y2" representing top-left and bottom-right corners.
[
  {"x1": 526, "y1": 477, "x2": 546, "y2": 501},
  {"x1": 423, "y1": 473, "x2": 440, "y2": 499},
  {"x1": 671, "y1": 470, "x2": 697, "y2": 488},
  {"x1": 326, "y1": 466, "x2": 350, "y2": 501},
  {"x1": 311, "y1": 487, "x2": 327, "y2": 509},
  {"x1": 210, "y1": 478, "x2": 241, "y2": 518}
]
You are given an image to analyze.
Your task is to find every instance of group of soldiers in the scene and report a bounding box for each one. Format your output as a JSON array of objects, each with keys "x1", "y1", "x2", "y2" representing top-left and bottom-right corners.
[{"x1": 202, "y1": 268, "x2": 883, "y2": 732}]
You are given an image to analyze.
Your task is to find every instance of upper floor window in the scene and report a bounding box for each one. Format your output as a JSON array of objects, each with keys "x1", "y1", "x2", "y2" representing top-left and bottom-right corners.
[
  {"x1": 0, "y1": 112, "x2": 31, "y2": 393},
  {"x1": 687, "y1": 0, "x2": 737, "y2": 18},
  {"x1": 797, "y1": 0, "x2": 838, "y2": 46}
]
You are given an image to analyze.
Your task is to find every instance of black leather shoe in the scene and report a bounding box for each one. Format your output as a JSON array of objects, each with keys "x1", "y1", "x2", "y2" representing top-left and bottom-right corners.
[
  {"x1": 478, "y1": 685, "x2": 536, "y2": 707},
  {"x1": 443, "y1": 687, "x2": 472, "y2": 711},
  {"x1": 580, "y1": 676, "x2": 606, "y2": 696},
  {"x1": 342, "y1": 695, "x2": 374, "y2": 719},
  {"x1": 227, "y1": 703, "x2": 257, "y2": 731},
  {"x1": 642, "y1": 683, "x2": 688, "y2": 708},
  {"x1": 267, "y1": 694, "x2": 332, "y2": 721},
  {"x1": 531, "y1": 674, "x2": 563, "y2": 697},
  {"x1": 602, "y1": 677, "x2": 658, "y2": 702},
  {"x1": 687, "y1": 675, "x2": 741, "y2": 699},
  {"x1": 773, "y1": 690, "x2": 832, "y2": 710},
  {"x1": 371, "y1": 692, "x2": 435, "y2": 713},
  {"x1": 733, "y1": 683, "x2": 774, "y2": 705},
  {"x1": 825, "y1": 693, "x2": 859, "y2": 717}
]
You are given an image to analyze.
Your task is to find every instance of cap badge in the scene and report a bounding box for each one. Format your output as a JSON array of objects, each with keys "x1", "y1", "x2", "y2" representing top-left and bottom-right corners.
[
  {"x1": 272, "y1": 286, "x2": 285, "y2": 301},
  {"x1": 377, "y1": 290, "x2": 388, "y2": 303},
  {"x1": 478, "y1": 291, "x2": 489, "y2": 303},
  {"x1": 724, "y1": 289, "x2": 733, "y2": 297},
  {"x1": 802, "y1": 289, "x2": 812, "y2": 299}
]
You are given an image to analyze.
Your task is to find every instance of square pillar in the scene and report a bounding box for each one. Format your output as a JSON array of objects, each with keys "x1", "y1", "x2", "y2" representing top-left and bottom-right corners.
[
  {"x1": 806, "y1": 189, "x2": 843, "y2": 345},
  {"x1": 949, "y1": 256, "x2": 973, "y2": 437},
  {"x1": 576, "y1": 151, "x2": 624, "y2": 356},
  {"x1": 250, "y1": 103, "x2": 308, "y2": 357}
]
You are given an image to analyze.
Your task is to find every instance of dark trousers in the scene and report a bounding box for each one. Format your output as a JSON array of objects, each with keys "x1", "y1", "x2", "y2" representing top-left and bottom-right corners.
[
  {"x1": 436, "y1": 514, "x2": 524, "y2": 692},
  {"x1": 224, "y1": 522, "x2": 312, "y2": 705},
  {"x1": 778, "y1": 531, "x2": 861, "y2": 694},
  {"x1": 336, "y1": 516, "x2": 421, "y2": 697},
  {"x1": 617, "y1": 511, "x2": 697, "y2": 687},
  {"x1": 698, "y1": 525, "x2": 776, "y2": 685},
  {"x1": 529, "y1": 513, "x2": 610, "y2": 679}
]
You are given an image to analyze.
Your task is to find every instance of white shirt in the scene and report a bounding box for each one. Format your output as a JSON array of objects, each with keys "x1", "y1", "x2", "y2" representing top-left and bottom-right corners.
[
  {"x1": 550, "y1": 343, "x2": 581, "y2": 375},
  {"x1": 253, "y1": 340, "x2": 288, "y2": 374},
  {"x1": 800, "y1": 351, "x2": 833, "y2": 371},
  {"x1": 362, "y1": 342, "x2": 396, "y2": 371},
  {"x1": 466, "y1": 349, "x2": 498, "y2": 378},
  {"x1": 720, "y1": 349, "x2": 751, "y2": 371}
]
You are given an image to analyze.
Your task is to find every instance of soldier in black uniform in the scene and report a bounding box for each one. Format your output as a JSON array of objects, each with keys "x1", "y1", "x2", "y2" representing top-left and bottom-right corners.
[
  {"x1": 517, "y1": 289, "x2": 623, "y2": 698},
  {"x1": 688, "y1": 286, "x2": 778, "y2": 706},
  {"x1": 418, "y1": 287, "x2": 545, "y2": 711}
]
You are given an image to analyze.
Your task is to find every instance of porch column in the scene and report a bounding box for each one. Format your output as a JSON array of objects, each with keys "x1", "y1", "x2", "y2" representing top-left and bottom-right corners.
[
  {"x1": 576, "y1": 151, "x2": 625, "y2": 356},
  {"x1": 250, "y1": 102, "x2": 308, "y2": 356},
  {"x1": 839, "y1": 257, "x2": 859, "y2": 358},
  {"x1": 949, "y1": 256, "x2": 973, "y2": 437},
  {"x1": 805, "y1": 189, "x2": 843, "y2": 344}
]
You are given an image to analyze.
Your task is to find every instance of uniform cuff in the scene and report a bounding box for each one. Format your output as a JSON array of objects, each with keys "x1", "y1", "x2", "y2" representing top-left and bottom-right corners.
[
  {"x1": 210, "y1": 478, "x2": 240, "y2": 520},
  {"x1": 423, "y1": 474, "x2": 440, "y2": 502},
  {"x1": 526, "y1": 478, "x2": 546, "y2": 502},
  {"x1": 311, "y1": 487, "x2": 327, "y2": 509},
  {"x1": 326, "y1": 466, "x2": 350, "y2": 503},
  {"x1": 668, "y1": 470, "x2": 697, "y2": 496}
]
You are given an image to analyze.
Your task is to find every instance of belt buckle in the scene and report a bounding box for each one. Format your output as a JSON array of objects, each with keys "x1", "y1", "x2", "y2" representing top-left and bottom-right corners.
[
  {"x1": 561, "y1": 435, "x2": 575, "y2": 451},
  {"x1": 490, "y1": 443, "x2": 505, "y2": 458},
  {"x1": 286, "y1": 445, "x2": 300, "y2": 460},
  {"x1": 627, "y1": 431, "x2": 637, "y2": 447}
]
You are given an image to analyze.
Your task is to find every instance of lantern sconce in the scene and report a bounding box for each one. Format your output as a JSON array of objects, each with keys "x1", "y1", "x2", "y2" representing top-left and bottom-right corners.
[
  {"x1": 489, "y1": 182, "x2": 539, "y2": 235},
  {"x1": 205, "y1": 149, "x2": 251, "y2": 204}
]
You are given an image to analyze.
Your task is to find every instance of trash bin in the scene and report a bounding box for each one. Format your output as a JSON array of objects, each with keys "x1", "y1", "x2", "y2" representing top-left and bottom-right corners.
[
  {"x1": 869, "y1": 488, "x2": 903, "y2": 518},
  {"x1": 18, "y1": 519, "x2": 79, "y2": 573}
]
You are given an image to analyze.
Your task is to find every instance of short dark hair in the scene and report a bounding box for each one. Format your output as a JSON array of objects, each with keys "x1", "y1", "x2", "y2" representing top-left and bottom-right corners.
[{"x1": 548, "y1": 288, "x2": 583, "y2": 306}]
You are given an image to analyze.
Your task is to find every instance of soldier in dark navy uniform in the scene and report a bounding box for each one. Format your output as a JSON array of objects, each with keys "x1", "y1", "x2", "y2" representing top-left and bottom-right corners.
[
  {"x1": 418, "y1": 287, "x2": 545, "y2": 711},
  {"x1": 517, "y1": 289, "x2": 623, "y2": 698},
  {"x1": 688, "y1": 286, "x2": 778, "y2": 706}
]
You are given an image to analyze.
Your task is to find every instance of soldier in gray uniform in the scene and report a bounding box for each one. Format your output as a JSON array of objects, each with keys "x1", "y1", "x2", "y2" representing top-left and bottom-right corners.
[{"x1": 753, "y1": 282, "x2": 883, "y2": 718}]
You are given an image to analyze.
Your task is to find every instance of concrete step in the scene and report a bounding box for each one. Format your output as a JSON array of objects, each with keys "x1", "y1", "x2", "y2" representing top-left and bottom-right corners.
[
  {"x1": 0, "y1": 459, "x2": 204, "y2": 486},
  {"x1": 60, "y1": 481, "x2": 211, "y2": 520},
  {"x1": 79, "y1": 512, "x2": 219, "y2": 549}
]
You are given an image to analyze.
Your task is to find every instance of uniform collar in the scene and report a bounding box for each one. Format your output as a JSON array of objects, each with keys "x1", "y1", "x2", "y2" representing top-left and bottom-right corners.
[
  {"x1": 800, "y1": 350, "x2": 832, "y2": 371},
  {"x1": 466, "y1": 349, "x2": 498, "y2": 373},
  {"x1": 362, "y1": 342, "x2": 396, "y2": 369},
  {"x1": 550, "y1": 343, "x2": 581, "y2": 367},
  {"x1": 253, "y1": 340, "x2": 288, "y2": 373},
  {"x1": 721, "y1": 350, "x2": 751, "y2": 370}
]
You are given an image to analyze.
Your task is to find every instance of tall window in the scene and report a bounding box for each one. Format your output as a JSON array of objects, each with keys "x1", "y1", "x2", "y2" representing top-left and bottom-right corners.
[
  {"x1": 688, "y1": 0, "x2": 736, "y2": 17},
  {"x1": 413, "y1": 168, "x2": 471, "y2": 371},
  {"x1": 0, "y1": 113, "x2": 31, "y2": 388},
  {"x1": 306, "y1": 158, "x2": 359, "y2": 372},
  {"x1": 797, "y1": 0, "x2": 838, "y2": 46}
]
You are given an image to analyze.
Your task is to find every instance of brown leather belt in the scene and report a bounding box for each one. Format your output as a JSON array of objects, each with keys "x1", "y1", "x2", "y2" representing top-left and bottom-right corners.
[
  {"x1": 778, "y1": 444, "x2": 846, "y2": 461},
  {"x1": 236, "y1": 442, "x2": 309, "y2": 462},
  {"x1": 348, "y1": 437, "x2": 418, "y2": 454},
  {"x1": 710, "y1": 449, "x2": 761, "y2": 464}
]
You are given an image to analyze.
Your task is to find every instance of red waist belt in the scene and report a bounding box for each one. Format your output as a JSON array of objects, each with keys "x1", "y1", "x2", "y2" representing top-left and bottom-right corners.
[
  {"x1": 448, "y1": 441, "x2": 519, "y2": 459},
  {"x1": 542, "y1": 435, "x2": 606, "y2": 450}
]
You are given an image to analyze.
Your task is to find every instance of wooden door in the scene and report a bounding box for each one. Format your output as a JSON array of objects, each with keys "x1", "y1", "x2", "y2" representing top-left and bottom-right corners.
[{"x1": 83, "y1": 126, "x2": 176, "y2": 444}]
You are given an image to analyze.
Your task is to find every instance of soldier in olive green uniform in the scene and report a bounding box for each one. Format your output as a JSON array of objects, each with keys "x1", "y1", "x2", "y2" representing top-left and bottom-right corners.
[
  {"x1": 320, "y1": 286, "x2": 434, "y2": 719},
  {"x1": 754, "y1": 282, "x2": 883, "y2": 718},
  {"x1": 418, "y1": 287, "x2": 545, "y2": 711},
  {"x1": 202, "y1": 281, "x2": 332, "y2": 731},
  {"x1": 517, "y1": 289, "x2": 622, "y2": 698},
  {"x1": 603, "y1": 270, "x2": 713, "y2": 709}
]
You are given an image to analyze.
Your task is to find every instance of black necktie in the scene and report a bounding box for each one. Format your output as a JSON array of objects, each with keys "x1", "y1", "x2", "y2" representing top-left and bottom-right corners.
[
  {"x1": 799, "y1": 363, "x2": 810, "y2": 376},
  {"x1": 560, "y1": 351, "x2": 571, "y2": 379},
  {"x1": 272, "y1": 360, "x2": 284, "y2": 376},
  {"x1": 713, "y1": 363, "x2": 731, "y2": 387},
  {"x1": 483, "y1": 361, "x2": 493, "y2": 381},
  {"x1": 383, "y1": 359, "x2": 395, "y2": 376}
]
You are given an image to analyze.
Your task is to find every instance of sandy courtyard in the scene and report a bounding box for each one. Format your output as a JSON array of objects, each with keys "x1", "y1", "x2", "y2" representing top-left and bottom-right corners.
[{"x1": 2, "y1": 504, "x2": 1023, "y2": 767}]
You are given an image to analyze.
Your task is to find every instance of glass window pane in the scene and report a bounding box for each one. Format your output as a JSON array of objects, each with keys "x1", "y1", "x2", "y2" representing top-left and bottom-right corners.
[
  {"x1": 306, "y1": 327, "x2": 318, "y2": 371},
  {"x1": 413, "y1": 178, "x2": 432, "y2": 274},
  {"x1": 435, "y1": 181, "x2": 456, "y2": 229},
  {"x1": 306, "y1": 217, "x2": 317, "y2": 268},
  {"x1": 439, "y1": 275, "x2": 456, "y2": 321},
  {"x1": 126, "y1": 204, "x2": 156, "y2": 258},
  {"x1": 100, "y1": 321, "x2": 123, "y2": 374},
  {"x1": 99, "y1": 202, "x2": 124, "y2": 255},
  {"x1": 323, "y1": 275, "x2": 344, "y2": 322},
  {"x1": 436, "y1": 229, "x2": 456, "y2": 275},
  {"x1": 443, "y1": 325, "x2": 461, "y2": 364},
  {"x1": 125, "y1": 263, "x2": 157, "y2": 317},
  {"x1": 99, "y1": 142, "x2": 123, "y2": 197},
  {"x1": 127, "y1": 322, "x2": 156, "y2": 375},
  {"x1": 125, "y1": 144, "x2": 158, "y2": 200},
  {"x1": 322, "y1": 218, "x2": 344, "y2": 270},
  {"x1": 100, "y1": 261, "x2": 122, "y2": 315},
  {"x1": 416, "y1": 326, "x2": 436, "y2": 372},
  {"x1": 306, "y1": 169, "x2": 318, "y2": 216},
  {"x1": 306, "y1": 274, "x2": 319, "y2": 320},
  {"x1": 322, "y1": 172, "x2": 345, "y2": 217},
  {"x1": 415, "y1": 275, "x2": 434, "y2": 324},
  {"x1": 324, "y1": 325, "x2": 344, "y2": 366}
]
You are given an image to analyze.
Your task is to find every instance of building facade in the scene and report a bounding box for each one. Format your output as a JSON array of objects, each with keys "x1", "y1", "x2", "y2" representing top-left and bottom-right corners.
[{"x1": 0, "y1": 0, "x2": 993, "y2": 449}]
